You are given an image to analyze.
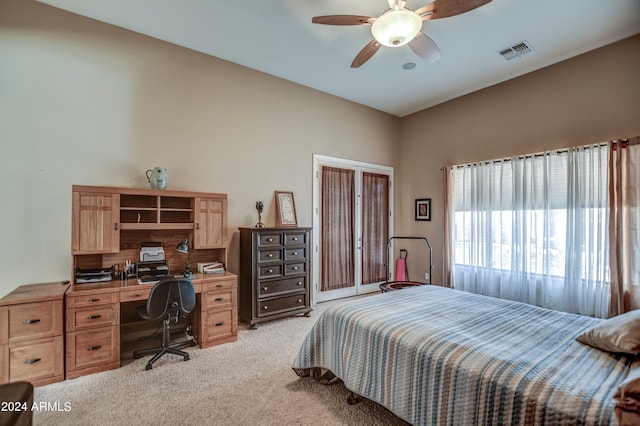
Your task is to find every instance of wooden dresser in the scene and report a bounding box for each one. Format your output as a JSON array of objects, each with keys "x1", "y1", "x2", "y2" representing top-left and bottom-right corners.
[
  {"x1": 0, "y1": 281, "x2": 69, "y2": 386},
  {"x1": 239, "y1": 227, "x2": 312, "y2": 329}
]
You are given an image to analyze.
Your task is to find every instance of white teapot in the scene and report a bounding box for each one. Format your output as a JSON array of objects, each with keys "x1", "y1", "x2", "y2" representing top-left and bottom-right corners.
[{"x1": 146, "y1": 167, "x2": 168, "y2": 190}]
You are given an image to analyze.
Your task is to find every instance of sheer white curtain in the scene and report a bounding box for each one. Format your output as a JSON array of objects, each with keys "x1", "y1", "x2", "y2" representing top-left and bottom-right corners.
[{"x1": 450, "y1": 144, "x2": 610, "y2": 317}]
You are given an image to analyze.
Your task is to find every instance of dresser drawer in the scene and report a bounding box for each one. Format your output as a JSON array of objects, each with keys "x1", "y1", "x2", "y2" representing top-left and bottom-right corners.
[
  {"x1": 204, "y1": 310, "x2": 234, "y2": 341},
  {"x1": 258, "y1": 277, "x2": 306, "y2": 298},
  {"x1": 258, "y1": 234, "x2": 282, "y2": 247},
  {"x1": 9, "y1": 336, "x2": 63, "y2": 383},
  {"x1": 284, "y1": 247, "x2": 305, "y2": 261},
  {"x1": 284, "y1": 233, "x2": 306, "y2": 246},
  {"x1": 66, "y1": 327, "x2": 119, "y2": 371},
  {"x1": 66, "y1": 292, "x2": 118, "y2": 308},
  {"x1": 258, "y1": 264, "x2": 283, "y2": 279},
  {"x1": 284, "y1": 262, "x2": 305, "y2": 276},
  {"x1": 67, "y1": 305, "x2": 117, "y2": 331},
  {"x1": 7, "y1": 301, "x2": 61, "y2": 343},
  {"x1": 258, "y1": 294, "x2": 306, "y2": 318},
  {"x1": 259, "y1": 249, "x2": 282, "y2": 263}
]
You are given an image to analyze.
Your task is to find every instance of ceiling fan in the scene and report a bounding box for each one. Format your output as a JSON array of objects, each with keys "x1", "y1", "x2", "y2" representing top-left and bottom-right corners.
[{"x1": 312, "y1": 0, "x2": 491, "y2": 68}]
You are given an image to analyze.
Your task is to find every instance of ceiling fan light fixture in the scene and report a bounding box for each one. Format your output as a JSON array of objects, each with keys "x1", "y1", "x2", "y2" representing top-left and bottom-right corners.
[{"x1": 371, "y1": 9, "x2": 422, "y2": 47}]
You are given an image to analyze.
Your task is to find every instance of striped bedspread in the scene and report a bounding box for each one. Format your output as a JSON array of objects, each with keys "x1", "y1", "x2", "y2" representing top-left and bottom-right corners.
[{"x1": 292, "y1": 285, "x2": 639, "y2": 425}]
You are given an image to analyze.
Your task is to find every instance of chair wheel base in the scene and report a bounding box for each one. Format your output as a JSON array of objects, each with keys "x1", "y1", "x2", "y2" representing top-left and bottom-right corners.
[{"x1": 145, "y1": 364, "x2": 153, "y2": 370}]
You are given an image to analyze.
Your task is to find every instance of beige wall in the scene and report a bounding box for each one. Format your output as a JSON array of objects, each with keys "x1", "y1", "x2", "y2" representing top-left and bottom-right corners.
[
  {"x1": 0, "y1": 0, "x2": 400, "y2": 296},
  {"x1": 1, "y1": 0, "x2": 638, "y2": 298},
  {"x1": 398, "y1": 34, "x2": 640, "y2": 283}
]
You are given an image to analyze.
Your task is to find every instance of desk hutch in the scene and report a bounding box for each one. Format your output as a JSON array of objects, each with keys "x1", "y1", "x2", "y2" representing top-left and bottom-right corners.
[{"x1": 66, "y1": 185, "x2": 237, "y2": 379}]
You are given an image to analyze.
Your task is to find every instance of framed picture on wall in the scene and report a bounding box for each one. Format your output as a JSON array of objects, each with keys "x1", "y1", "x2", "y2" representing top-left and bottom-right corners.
[
  {"x1": 415, "y1": 198, "x2": 431, "y2": 221},
  {"x1": 275, "y1": 191, "x2": 298, "y2": 227}
]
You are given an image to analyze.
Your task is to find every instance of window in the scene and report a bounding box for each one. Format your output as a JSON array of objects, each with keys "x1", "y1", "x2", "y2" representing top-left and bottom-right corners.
[{"x1": 448, "y1": 144, "x2": 610, "y2": 317}]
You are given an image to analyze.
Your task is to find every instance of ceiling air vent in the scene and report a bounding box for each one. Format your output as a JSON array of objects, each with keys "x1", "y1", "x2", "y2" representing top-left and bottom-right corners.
[{"x1": 498, "y1": 41, "x2": 533, "y2": 60}]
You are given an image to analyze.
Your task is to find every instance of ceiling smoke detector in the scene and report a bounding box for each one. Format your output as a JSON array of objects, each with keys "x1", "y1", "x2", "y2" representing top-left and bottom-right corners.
[{"x1": 498, "y1": 41, "x2": 533, "y2": 60}]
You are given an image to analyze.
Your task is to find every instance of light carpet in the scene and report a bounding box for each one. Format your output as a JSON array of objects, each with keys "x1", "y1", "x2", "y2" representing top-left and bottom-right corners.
[{"x1": 35, "y1": 297, "x2": 409, "y2": 425}]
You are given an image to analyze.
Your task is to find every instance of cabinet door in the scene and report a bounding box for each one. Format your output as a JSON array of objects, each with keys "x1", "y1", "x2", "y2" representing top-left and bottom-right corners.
[
  {"x1": 194, "y1": 197, "x2": 226, "y2": 249},
  {"x1": 72, "y1": 191, "x2": 120, "y2": 254}
]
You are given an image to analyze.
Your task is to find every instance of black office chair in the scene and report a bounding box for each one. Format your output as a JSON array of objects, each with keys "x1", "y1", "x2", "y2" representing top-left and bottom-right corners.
[{"x1": 133, "y1": 277, "x2": 196, "y2": 370}]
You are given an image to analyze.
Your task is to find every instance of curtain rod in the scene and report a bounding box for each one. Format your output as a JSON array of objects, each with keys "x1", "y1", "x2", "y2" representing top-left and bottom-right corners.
[{"x1": 444, "y1": 137, "x2": 638, "y2": 170}]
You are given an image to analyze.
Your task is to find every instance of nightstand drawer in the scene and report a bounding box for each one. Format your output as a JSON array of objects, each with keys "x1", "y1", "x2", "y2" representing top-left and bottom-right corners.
[
  {"x1": 9, "y1": 336, "x2": 63, "y2": 383},
  {"x1": 258, "y1": 277, "x2": 306, "y2": 298},
  {"x1": 66, "y1": 327, "x2": 119, "y2": 371},
  {"x1": 258, "y1": 294, "x2": 306, "y2": 317},
  {"x1": 7, "y1": 301, "x2": 60, "y2": 342}
]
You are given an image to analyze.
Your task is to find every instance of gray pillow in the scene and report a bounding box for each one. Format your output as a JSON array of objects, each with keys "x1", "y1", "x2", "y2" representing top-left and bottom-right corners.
[{"x1": 576, "y1": 309, "x2": 640, "y2": 354}]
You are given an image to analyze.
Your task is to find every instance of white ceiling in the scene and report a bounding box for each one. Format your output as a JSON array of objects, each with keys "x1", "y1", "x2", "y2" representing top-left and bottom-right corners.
[{"x1": 37, "y1": 0, "x2": 640, "y2": 117}]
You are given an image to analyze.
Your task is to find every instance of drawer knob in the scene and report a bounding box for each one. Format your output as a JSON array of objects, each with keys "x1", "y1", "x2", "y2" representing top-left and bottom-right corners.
[
  {"x1": 268, "y1": 253, "x2": 273, "y2": 258},
  {"x1": 268, "y1": 269, "x2": 273, "y2": 273},
  {"x1": 293, "y1": 266, "x2": 299, "y2": 270},
  {"x1": 263, "y1": 287, "x2": 268, "y2": 291},
  {"x1": 22, "y1": 319, "x2": 41, "y2": 325},
  {"x1": 214, "y1": 297, "x2": 225, "y2": 302},
  {"x1": 87, "y1": 315, "x2": 102, "y2": 320},
  {"x1": 297, "y1": 299, "x2": 302, "y2": 303},
  {"x1": 88, "y1": 298, "x2": 100, "y2": 303},
  {"x1": 131, "y1": 294, "x2": 142, "y2": 298},
  {"x1": 87, "y1": 345, "x2": 102, "y2": 351},
  {"x1": 215, "y1": 321, "x2": 225, "y2": 327},
  {"x1": 263, "y1": 306, "x2": 268, "y2": 310},
  {"x1": 216, "y1": 284, "x2": 224, "y2": 288},
  {"x1": 293, "y1": 252, "x2": 298, "y2": 256},
  {"x1": 267, "y1": 238, "x2": 273, "y2": 242},
  {"x1": 297, "y1": 281, "x2": 302, "y2": 286},
  {"x1": 293, "y1": 237, "x2": 298, "y2": 241},
  {"x1": 24, "y1": 358, "x2": 41, "y2": 365}
]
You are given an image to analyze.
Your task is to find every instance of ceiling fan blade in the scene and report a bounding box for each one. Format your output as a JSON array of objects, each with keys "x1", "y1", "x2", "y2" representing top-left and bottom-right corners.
[
  {"x1": 351, "y1": 40, "x2": 381, "y2": 68},
  {"x1": 414, "y1": 2, "x2": 435, "y2": 18},
  {"x1": 428, "y1": 0, "x2": 492, "y2": 20},
  {"x1": 312, "y1": 15, "x2": 375, "y2": 25},
  {"x1": 409, "y1": 32, "x2": 441, "y2": 63}
]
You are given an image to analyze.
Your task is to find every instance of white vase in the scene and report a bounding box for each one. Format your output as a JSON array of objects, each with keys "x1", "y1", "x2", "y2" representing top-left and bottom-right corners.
[{"x1": 146, "y1": 167, "x2": 168, "y2": 190}]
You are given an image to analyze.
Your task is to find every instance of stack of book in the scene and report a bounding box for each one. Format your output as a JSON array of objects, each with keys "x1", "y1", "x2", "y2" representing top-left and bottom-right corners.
[{"x1": 197, "y1": 262, "x2": 225, "y2": 274}]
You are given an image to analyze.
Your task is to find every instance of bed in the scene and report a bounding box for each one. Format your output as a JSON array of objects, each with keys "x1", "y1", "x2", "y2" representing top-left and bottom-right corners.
[{"x1": 292, "y1": 285, "x2": 640, "y2": 425}]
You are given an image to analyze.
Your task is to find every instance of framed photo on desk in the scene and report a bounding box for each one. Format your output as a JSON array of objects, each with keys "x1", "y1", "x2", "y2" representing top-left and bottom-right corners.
[{"x1": 275, "y1": 191, "x2": 297, "y2": 227}]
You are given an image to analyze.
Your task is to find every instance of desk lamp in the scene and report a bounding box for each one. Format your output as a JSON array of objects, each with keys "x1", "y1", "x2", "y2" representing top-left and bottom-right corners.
[{"x1": 176, "y1": 237, "x2": 193, "y2": 278}]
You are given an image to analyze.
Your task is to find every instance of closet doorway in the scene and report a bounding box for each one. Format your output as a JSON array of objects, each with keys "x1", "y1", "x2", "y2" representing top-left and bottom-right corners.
[{"x1": 312, "y1": 155, "x2": 393, "y2": 303}]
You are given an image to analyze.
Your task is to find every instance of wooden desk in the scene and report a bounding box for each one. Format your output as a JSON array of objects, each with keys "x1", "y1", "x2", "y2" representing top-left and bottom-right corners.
[{"x1": 64, "y1": 272, "x2": 237, "y2": 379}]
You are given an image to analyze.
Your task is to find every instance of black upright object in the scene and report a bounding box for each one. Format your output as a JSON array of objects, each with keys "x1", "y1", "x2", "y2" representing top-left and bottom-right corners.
[
  {"x1": 239, "y1": 227, "x2": 312, "y2": 329},
  {"x1": 133, "y1": 277, "x2": 196, "y2": 370}
]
